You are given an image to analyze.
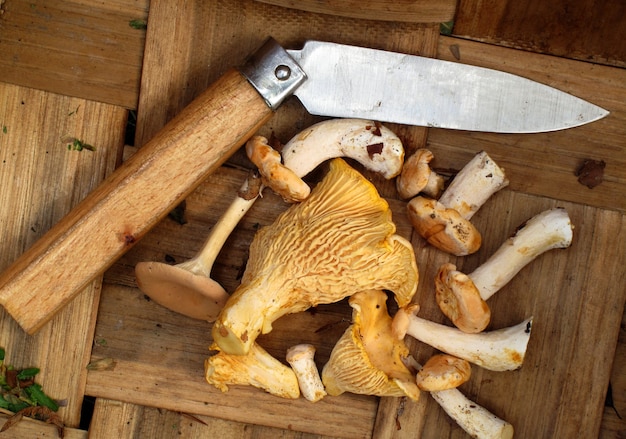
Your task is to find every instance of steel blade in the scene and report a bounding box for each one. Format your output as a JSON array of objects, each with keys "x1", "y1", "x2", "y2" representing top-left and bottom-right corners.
[{"x1": 287, "y1": 41, "x2": 609, "y2": 133}]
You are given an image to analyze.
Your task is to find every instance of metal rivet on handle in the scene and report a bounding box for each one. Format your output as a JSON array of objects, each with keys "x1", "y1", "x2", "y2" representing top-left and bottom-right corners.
[{"x1": 275, "y1": 65, "x2": 291, "y2": 81}]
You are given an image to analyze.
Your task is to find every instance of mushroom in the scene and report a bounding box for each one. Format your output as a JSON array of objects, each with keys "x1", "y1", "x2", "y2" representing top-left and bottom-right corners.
[
  {"x1": 135, "y1": 172, "x2": 262, "y2": 321},
  {"x1": 205, "y1": 342, "x2": 300, "y2": 399},
  {"x1": 281, "y1": 118, "x2": 404, "y2": 179},
  {"x1": 321, "y1": 290, "x2": 420, "y2": 400},
  {"x1": 415, "y1": 354, "x2": 472, "y2": 392},
  {"x1": 286, "y1": 344, "x2": 327, "y2": 402},
  {"x1": 407, "y1": 151, "x2": 508, "y2": 256},
  {"x1": 246, "y1": 135, "x2": 310, "y2": 202},
  {"x1": 407, "y1": 196, "x2": 482, "y2": 256},
  {"x1": 430, "y1": 387, "x2": 514, "y2": 439},
  {"x1": 396, "y1": 149, "x2": 445, "y2": 199},
  {"x1": 392, "y1": 305, "x2": 532, "y2": 372},
  {"x1": 435, "y1": 207, "x2": 573, "y2": 333},
  {"x1": 212, "y1": 159, "x2": 418, "y2": 355},
  {"x1": 136, "y1": 119, "x2": 406, "y2": 320},
  {"x1": 401, "y1": 354, "x2": 513, "y2": 438}
]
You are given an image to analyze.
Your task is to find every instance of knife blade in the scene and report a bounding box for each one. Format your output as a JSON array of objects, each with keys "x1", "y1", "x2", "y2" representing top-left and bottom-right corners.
[
  {"x1": 0, "y1": 38, "x2": 609, "y2": 334},
  {"x1": 285, "y1": 41, "x2": 608, "y2": 133}
]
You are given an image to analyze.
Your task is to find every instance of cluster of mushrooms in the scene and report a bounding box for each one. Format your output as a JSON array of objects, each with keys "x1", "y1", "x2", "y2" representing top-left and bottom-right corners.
[{"x1": 135, "y1": 119, "x2": 574, "y2": 439}]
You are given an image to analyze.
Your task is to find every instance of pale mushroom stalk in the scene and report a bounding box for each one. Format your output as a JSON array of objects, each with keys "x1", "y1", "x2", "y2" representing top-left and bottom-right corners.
[
  {"x1": 286, "y1": 344, "x2": 327, "y2": 402},
  {"x1": 430, "y1": 388, "x2": 514, "y2": 439},
  {"x1": 134, "y1": 174, "x2": 261, "y2": 321},
  {"x1": 281, "y1": 118, "x2": 404, "y2": 179},
  {"x1": 393, "y1": 306, "x2": 533, "y2": 372},
  {"x1": 438, "y1": 150, "x2": 509, "y2": 220},
  {"x1": 435, "y1": 207, "x2": 573, "y2": 333},
  {"x1": 467, "y1": 207, "x2": 574, "y2": 300},
  {"x1": 402, "y1": 355, "x2": 513, "y2": 438}
]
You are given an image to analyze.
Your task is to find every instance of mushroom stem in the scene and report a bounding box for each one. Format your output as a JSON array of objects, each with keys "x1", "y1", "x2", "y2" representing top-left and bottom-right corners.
[
  {"x1": 438, "y1": 150, "x2": 509, "y2": 220},
  {"x1": 430, "y1": 388, "x2": 514, "y2": 439},
  {"x1": 469, "y1": 207, "x2": 574, "y2": 300},
  {"x1": 134, "y1": 173, "x2": 261, "y2": 321},
  {"x1": 281, "y1": 118, "x2": 404, "y2": 179},
  {"x1": 177, "y1": 179, "x2": 260, "y2": 277},
  {"x1": 393, "y1": 306, "x2": 532, "y2": 371},
  {"x1": 286, "y1": 344, "x2": 327, "y2": 402}
]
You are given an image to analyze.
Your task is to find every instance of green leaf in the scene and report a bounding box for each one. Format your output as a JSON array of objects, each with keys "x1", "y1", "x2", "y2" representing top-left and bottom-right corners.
[
  {"x1": 0, "y1": 347, "x2": 5, "y2": 360},
  {"x1": 17, "y1": 367, "x2": 40, "y2": 380},
  {"x1": 24, "y1": 384, "x2": 59, "y2": 411},
  {"x1": 440, "y1": 20, "x2": 454, "y2": 36},
  {"x1": 129, "y1": 19, "x2": 147, "y2": 30}
]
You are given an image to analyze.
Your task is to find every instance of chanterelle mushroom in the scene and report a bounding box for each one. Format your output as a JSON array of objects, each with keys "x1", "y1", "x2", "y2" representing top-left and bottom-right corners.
[
  {"x1": 407, "y1": 151, "x2": 508, "y2": 256},
  {"x1": 415, "y1": 354, "x2": 472, "y2": 392},
  {"x1": 205, "y1": 342, "x2": 300, "y2": 399},
  {"x1": 246, "y1": 135, "x2": 311, "y2": 202},
  {"x1": 435, "y1": 207, "x2": 573, "y2": 333},
  {"x1": 321, "y1": 290, "x2": 420, "y2": 400},
  {"x1": 212, "y1": 158, "x2": 418, "y2": 355},
  {"x1": 286, "y1": 344, "x2": 326, "y2": 402},
  {"x1": 396, "y1": 149, "x2": 445, "y2": 199}
]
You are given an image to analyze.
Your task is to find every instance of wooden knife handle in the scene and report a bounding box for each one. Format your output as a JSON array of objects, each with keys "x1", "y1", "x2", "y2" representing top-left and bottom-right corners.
[{"x1": 0, "y1": 69, "x2": 273, "y2": 334}]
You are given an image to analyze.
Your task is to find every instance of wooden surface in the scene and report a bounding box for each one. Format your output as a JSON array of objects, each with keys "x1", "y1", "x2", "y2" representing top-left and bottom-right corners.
[
  {"x1": 0, "y1": 0, "x2": 624, "y2": 437},
  {"x1": 454, "y1": 0, "x2": 626, "y2": 68}
]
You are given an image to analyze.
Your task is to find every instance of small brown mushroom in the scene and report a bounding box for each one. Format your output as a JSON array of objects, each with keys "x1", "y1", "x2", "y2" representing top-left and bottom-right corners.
[
  {"x1": 435, "y1": 208, "x2": 573, "y2": 333},
  {"x1": 396, "y1": 149, "x2": 445, "y2": 199},
  {"x1": 407, "y1": 151, "x2": 508, "y2": 256},
  {"x1": 407, "y1": 196, "x2": 481, "y2": 256},
  {"x1": 415, "y1": 354, "x2": 471, "y2": 392},
  {"x1": 246, "y1": 135, "x2": 311, "y2": 202}
]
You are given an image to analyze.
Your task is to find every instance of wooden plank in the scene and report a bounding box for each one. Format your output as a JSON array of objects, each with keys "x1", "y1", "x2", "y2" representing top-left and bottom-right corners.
[
  {"x1": 430, "y1": 36, "x2": 626, "y2": 213},
  {"x1": 0, "y1": 409, "x2": 87, "y2": 438},
  {"x1": 0, "y1": 0, "x2": 149, "y2": 108},
  {"x1": 88, "y1": 398, "x2": 334, "y2": 438},
  {"x1": 252, "y1": 0, "x2": 457, "y2": 23},
  {"x1": 600, "y1": 308, "x2": 626, "y2": 438},
  {"x1": 93, "y1": 162, "x2": 625, "y2": 438},
  {"x1": 0, "y1": 82, "x2": 126, "y2": 426},
  {"x1": 452, "y1": 0, "x2": 626, "y2": 68}
]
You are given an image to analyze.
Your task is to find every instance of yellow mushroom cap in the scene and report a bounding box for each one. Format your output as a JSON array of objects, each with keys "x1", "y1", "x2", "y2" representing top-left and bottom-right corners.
[
  {"x1": 212, "y1": 158, "x2": 419, "y2": 355},
  {"x1": 321, "y1": 290, "x2": 420, "y2": 400},
  {"x1": 416, "y1": 354, "x2": 472, "y2": 392},
  {"x1": 435, "y1": 263, "x2": 491, "y2": 333}
]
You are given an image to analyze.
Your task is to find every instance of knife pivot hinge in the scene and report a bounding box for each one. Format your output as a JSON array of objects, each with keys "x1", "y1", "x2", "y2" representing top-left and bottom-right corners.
[{"x1": 240, "y1": 38, "x2": 307, "y2": 110}]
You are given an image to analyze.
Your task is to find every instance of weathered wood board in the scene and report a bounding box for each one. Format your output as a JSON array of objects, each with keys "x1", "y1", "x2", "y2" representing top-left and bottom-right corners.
[
  {"x1": 83, "y1": 0, "x2": 626, "y2": 437},
  {"x1": 0, "y1": 82, "x2": 127, "y2": 426},
  {"x1": 0, "y1": 0, "x2": 149, "y2": 108}
]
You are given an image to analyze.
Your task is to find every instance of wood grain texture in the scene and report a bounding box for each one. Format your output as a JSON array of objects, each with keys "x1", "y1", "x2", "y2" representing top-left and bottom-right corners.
[
  {"x1": 88, "y1": 398, "x2": 336, "y2": 438},
  {"x1": 453, "y1": 0, "x2": 626, "y2": 68},
  {"x1": 0, "y1": 82, "x2": 126, "y2": 426},
  {"x1": 0, "y1": 409, "x2": 87, "y2": 438},
  {"x1": 0, "y1": 70, "x2": 272, "y2": 334},
  {"x1": 0, "y1": 0, "x2": 148, "y2": 108},
  {"x1": 252, "y1": 0, "x2": 457, "y2": 23}
]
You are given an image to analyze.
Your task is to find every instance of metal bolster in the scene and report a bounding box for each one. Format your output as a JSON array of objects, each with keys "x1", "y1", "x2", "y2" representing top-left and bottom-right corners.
[{"x1": 240, "y1": 38, "x2": 307, "y2": 110}]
